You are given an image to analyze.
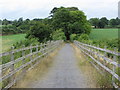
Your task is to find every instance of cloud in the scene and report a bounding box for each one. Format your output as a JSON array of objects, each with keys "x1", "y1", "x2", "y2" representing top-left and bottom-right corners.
[{"x1": 0, "y1": 0, "x2": 119, "y2": 20}]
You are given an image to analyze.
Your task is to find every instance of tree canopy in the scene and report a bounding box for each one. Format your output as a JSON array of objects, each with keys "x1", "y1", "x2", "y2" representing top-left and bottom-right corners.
[
  {"x1": 26, "y1": 21, "x2": 52, "y2": 42},
  {"x1": 51, "y1": 7, "x2": 91, "y2": 40}
]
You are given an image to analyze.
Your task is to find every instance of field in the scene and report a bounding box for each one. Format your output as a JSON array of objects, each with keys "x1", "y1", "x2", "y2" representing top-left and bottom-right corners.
[
  {"x1": 0, "y1": 28, "x2": 118, "y2": 53},
  {"x1": 0, "y1": 34, "x2": 26, "y2": 53},
  {"x1": 89, "y1": 28, "x2": 118, "y2": 40}
]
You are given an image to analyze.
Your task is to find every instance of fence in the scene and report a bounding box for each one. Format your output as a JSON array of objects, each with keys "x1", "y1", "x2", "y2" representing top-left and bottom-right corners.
[
  {"x1": 74, "y1": 40, "x2": 120, "y2": 88},
  {"x1": 0, "y1": 40, "x2": 63, "y2": 89}
]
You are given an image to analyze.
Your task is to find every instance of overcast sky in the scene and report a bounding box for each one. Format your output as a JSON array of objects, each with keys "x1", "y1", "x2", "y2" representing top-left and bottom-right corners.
[{"x1": 0, "y1": 0, "x2": 119, "y2": 20}]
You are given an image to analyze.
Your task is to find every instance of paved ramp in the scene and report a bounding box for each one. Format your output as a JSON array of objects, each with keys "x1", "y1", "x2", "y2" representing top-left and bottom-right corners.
[{"x1": 15, "y1": 44, "x2": 95, "y2": 88}]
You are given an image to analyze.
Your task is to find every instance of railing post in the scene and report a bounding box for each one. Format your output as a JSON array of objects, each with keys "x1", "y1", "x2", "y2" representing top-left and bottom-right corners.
[
  {"x1": 112, "y1": 47, "x2": 117, "y2": 87},
  {"x1": 90, "y1": 44, "x2": 92, "y2": 55},
  {"x1": 30, "y1": 44, "x2": 33, "y2": 66},
  {"x1": 22, "y1": 45, "x2": 26, "y2": 74},
  {"x1": 40, "y1": 43, "x2": 43, "y2": 54},
  {"x1": 49, "y1": 41, "x2": 52, "y2": 52},
  {"x1": 97, "y1": 45, "x2": 99, "y2": 53},
  {"x1": 103, "y1": 46, "x2": 107, "y2": 73},
  {"x1": 22, "y1": 45, "x2": 25, "y2": 64},
  {"x1": 104, "y1": 46, "x2": 107, "y2": 65},
  {"x1": 36, "y1": 44, "x2": 38, "y2": 57},
  {"x1": 46, "y1": 41, "x2": 49, "y2": 55},
  {"x1": 10, "y1": 46, "x2": 15, "y2": 84},
  {"x1": 97, "y1": 45, "x2": 100, "y2": 61},
  {"x1": 43, "y1": 43, "x2": 45, "y2": 56},
  {"x1": 48, "y1": 41, "x2": 51, "y2": 55}
]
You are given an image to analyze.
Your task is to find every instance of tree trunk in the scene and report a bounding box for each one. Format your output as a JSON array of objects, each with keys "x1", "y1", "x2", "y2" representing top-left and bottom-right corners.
[{"x1": 65, "y1": 32, "x2": 70, "y2": 40}]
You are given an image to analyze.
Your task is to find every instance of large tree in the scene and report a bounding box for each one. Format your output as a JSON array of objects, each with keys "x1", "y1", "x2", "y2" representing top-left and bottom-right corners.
[
  {"x1": 98, "y1": 17, "x2": 108, "y2": 28},
  {"x1": 109, "y1": 17, "x2": 120, "y2": 27},
  {"x1": 51, "y1": 7, "x2": 91, "y2": 40},
  {"x1": 89, "y1": 18, "x2": 99, "y2": 28}
]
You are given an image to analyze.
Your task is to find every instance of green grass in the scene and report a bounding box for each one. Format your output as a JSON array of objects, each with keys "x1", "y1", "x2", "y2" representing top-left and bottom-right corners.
[
  {"x1": 0, "y1": 34, "x2": 26, "y2": 53},
  {"x1": 89, "y1": 28, "x2": 118, "y2": 40}
]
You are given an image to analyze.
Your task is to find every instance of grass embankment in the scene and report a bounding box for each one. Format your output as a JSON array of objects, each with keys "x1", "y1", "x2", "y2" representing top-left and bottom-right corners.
[
  {"x1": 89, "y1": 28, "x2": 118, "y2": 40},
  {"x1": 0, "y1": 34, "x2": 26, "y2": 53}
]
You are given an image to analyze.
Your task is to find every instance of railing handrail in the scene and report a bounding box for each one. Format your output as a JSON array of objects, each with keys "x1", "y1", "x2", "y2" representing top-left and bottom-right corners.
[
  {"x1": 75, "y1": 40, "x2": 120, "y2": 56},
  {"x1": 0, "y1": 43, "x2": 53, "y2": 57}
]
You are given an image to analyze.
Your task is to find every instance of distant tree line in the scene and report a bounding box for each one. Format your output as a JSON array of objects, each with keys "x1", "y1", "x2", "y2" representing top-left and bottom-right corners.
[
  {"x1": 0, "y1": 18, "x2": 42, "y2": 35},
  {"x1": 89, "y1": 17, "x2": 120, "y2": 28},
  {"x1": 1, "y1": 16, "x2": 119, "y2": 35},
  {"x1": 0, "y1": 7, "x2": 119, "y2": 41}
]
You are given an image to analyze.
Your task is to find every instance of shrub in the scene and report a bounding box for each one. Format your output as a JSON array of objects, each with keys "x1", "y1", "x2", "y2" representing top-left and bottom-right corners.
[
  {"x1": 78, "y1": 34, "x2": 89, "y2": 41},
  {"x1": 13, "y1": 38, "x2": 40, "y2": 49},
  {"x1": 52, "y1": 29, "x2": 66, "y2": 40},
  {"x1": 70, "y1": 34, "x2": 78, "y2": 41}
]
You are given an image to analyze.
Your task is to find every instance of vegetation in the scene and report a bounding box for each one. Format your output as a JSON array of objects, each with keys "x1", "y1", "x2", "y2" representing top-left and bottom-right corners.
[
  {"x1": 51, "y1": 7, "x2": 91, "y2": 40},
  {"x1": 26, "y1": 21, "x2": 52, "y2": 42},
  {"x1": 89, "y1": 28, "x2": 118, "y2": 40},
  {"x1": 89, "y1": 28, "x2": 119, "y2": 50},
  {"x1": 52, "y1": 29, "x2": 66, "y2": 40},
  {"x1": 89, "y1": 17, "x2": 120, "y2": 28},
  {"x1": 1, "y1": 18, "x2": 31, "y2": 35},
  {"x1": 1, "y1": 6, "x2": 119, "y2": 53},
  {"x1": 25, "y1": 7, "x2": 91, "y2": 41},
  {"x1": 1, "y1": 15, "x2": 119, "y2": 36},
  {"x1": 0, "y1": 34, "x2": 26, "y2": 53},
  {"x1": 70, "y1": 28, "x2": 119, "y2": 51}
]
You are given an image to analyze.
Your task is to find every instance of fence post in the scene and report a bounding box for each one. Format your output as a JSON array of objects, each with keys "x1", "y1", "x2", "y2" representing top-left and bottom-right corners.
[
  {"x1": 97, "y1": 45, "x2": 100, "y2": 61},
  {"x1": 104, "y1": 46, "x2": 107, "y2": 65},
  {"x1": 46, "y1": 41, "x2": 49, "y2": 55},
  {"x1": 30, "y1": 44, "x2": 33, "y2": 66},
  {"x1": 102, "y1": 46, "x2": 107, "y2": 73},
  {"x1": 46, "y1": 41, "x2": 50, "y2": 56},
  {"x1": 49, "y1": 41, "x2": 51, "y2": 52},
  {"x1": 90, "y1": 44, "x2": 92, "y2": 55},
  {"x1": 22, "y1": 45, "x2": 25, "y2": 64},
  {"x1": 36, "y1": 44, "x2": 38, "y2": 57},
  {"x1": 112, "y1": 47, "x2": 117, "y2": 87},
  {"x1": 10, "y1": 46, "x2": 15, "y2": 84},
  {"x1": 40, "y1": 43, "x2": 43, "y2": 54},
  {"x1": 43, "y1": 43, "x2": 45, "y2": 56},
  {"x1": 22, "y1": 45, "x2": 26, "y2": 74},
  {"x1": 93, "y1": 44, "x2": 95, "y2": 56}
]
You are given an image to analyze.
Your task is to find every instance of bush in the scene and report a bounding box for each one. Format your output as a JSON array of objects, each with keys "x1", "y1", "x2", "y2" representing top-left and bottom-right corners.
[
  {"x1": 78, "y1": 34, "x2": 89, "y2": 41},
  {"x1": 70, "y1": 34, "x2": 78, "y2": 41},
  {"x1": 13, "y1": 38, "x2": 40, "y2": 49},
  {"x1": 52, "y1": 29, "x2": 66, "y2": 40}
]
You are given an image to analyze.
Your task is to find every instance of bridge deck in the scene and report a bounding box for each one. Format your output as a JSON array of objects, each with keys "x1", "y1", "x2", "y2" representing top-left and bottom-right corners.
[{"x1": 12, "y1": 43, "x2": 96, "y2": 88}]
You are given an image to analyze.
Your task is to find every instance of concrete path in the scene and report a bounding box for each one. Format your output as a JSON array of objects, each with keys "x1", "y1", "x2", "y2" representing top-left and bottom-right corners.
[{"x1": 20, "y1": 43, "x2": 94, "y2": 88}]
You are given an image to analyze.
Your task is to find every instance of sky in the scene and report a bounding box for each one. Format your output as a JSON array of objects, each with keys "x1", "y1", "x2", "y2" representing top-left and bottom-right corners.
[{"x1": 0, "y1": 0, "x2": 119, "y2": 20}]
